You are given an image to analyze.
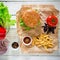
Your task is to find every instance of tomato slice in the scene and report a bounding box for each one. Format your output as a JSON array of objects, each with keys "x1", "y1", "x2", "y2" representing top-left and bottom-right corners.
[
  {"x1": 46, "y1": 15, "x2": 58, "y2": 27},
  {"x1": 0, "y1": 27, "x2": 6, "y2": 40}
]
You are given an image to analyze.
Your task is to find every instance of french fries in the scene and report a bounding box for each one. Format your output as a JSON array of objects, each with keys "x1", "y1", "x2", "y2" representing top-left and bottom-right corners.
[{"x1": 32, "y1": 34, "x2": 54, "y2": 49}]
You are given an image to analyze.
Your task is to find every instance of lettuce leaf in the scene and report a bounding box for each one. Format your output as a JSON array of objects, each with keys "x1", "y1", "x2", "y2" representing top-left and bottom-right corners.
[
  {"x1": 20, "y1": 18, "x2": 31, "y2": 30},
  {"x1": 0, "y1": 2, "x2": 11, "y2": 29}
]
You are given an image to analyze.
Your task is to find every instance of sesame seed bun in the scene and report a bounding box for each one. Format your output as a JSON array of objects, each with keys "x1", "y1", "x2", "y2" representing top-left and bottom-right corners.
[{"x1": 22, "y1": 10, "x2": 40, "y2": 28}]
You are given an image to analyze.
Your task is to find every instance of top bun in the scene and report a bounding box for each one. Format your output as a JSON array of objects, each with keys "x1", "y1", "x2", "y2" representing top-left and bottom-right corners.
[{"x1": 21, "y1": 9, "x2": 40, "y2": 28}]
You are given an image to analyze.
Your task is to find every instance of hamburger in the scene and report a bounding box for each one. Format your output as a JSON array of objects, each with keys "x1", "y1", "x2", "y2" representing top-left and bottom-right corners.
[
  {"x1": 16, "y1": 6, "x2": 41, "y2": 36},
  {"x1": 21, "y1": 10, "x2": 40, "y2": 28}
]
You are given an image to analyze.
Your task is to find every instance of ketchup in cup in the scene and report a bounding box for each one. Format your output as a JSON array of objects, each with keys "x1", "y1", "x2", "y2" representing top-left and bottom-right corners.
[{"x1": 0, "y1": 27, "x2": 6, "y2": 40}]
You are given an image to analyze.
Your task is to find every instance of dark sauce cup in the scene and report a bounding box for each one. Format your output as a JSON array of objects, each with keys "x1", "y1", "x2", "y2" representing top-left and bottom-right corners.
[{"x1": 22, "y1": 36, "x2": 32, "y2": 46}]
